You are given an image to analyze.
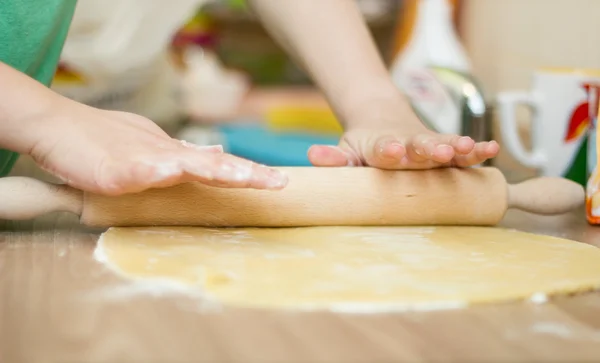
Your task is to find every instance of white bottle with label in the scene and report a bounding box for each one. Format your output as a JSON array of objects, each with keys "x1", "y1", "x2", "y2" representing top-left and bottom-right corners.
[{"x1": 390, "y1": 0, "x2": 471, "y2": 135}]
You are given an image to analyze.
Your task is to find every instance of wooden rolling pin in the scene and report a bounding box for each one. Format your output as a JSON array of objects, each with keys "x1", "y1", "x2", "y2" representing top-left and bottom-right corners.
[{"x1": 0, "y1": 167, "x2": 584, "y2": 227}]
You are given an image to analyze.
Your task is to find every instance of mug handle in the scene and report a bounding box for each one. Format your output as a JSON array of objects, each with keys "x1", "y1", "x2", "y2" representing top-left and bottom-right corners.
[{"x1": 496, "y1": 91, "x2": 545, "y2": 168}]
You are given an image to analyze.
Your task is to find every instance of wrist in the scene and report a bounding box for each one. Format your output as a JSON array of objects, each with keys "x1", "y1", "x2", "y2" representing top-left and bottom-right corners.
[
  {"x1": 4, "y1": 95, "x2": 70, "y2": 155},
  {"x1": 0, "y1": 62, "x2": 76, "y2": 155},
  {"x1": 336, "y1": 79, "x2": 424, "y2": 130}
]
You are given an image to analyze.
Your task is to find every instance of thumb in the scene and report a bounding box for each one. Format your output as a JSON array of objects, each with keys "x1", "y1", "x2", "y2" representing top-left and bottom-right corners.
[{"x1": 307, "y1": 143, "x2": 362, "y2": 167}]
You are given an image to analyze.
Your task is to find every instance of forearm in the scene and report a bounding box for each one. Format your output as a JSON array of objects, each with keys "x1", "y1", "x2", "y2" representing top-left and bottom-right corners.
[
  {"x1": 0, "y1": 62, "x2": 66, "y2": 154},
  {"x1": 246, "y1": 0, "x2": 412, "y2": 127}
]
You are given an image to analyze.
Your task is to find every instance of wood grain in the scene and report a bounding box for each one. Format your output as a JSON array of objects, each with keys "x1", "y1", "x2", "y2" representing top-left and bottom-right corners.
[
  {"x1": 0, "y1": 167, "x2": 584, "y2": 227},
  {"x1": 3, "y1": 157, "x2": 600, "y2": 362},
  {"x1": 2, "y1": 209, "x2": 600, "y2": 362}
]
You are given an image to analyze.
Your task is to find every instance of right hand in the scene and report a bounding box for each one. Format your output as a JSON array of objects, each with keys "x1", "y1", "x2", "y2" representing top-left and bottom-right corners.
[{"x1": 27, "y1": 101, "x2": 288, "y2": 196}]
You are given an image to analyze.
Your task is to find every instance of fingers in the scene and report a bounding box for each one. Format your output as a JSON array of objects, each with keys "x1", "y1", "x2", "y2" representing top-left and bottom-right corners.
[
  {"x1": 160, "y1": 140, "x2": 289, "y2": 190},
  {"x1": 355, "y1": 132, "x2": 496, "y2": 170},
  {"x1": 175, "y1": 151, "x2": 288, "y2": 190},
  {"x1": 360, "y1": 137, "x2": 407, "y2": 169},
  {"x1": 406, "y1": 134, "x2": 473, "y2": 163},
  {"x1": 96, "y1": 144, "x2": 288, "y2": 195},
  {"x1": 180, "y1": 140, "x2": 224, "y2": 154},
  {"x1": 449, "y1": 141, "x2": 500, "y2": 167},
  {"x1": 307, "y1": 145, "x2": 362, "y2": 167},
  {"x1": 199, "y1": 145, "x2": 225, "y2": 153},
  {"x1": 364, "y1": 134, "x2": 469, "y2": 168}
]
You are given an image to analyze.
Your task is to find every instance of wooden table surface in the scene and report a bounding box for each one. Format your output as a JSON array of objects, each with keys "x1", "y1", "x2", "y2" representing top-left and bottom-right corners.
[{"x1": 2, "y1": 208, "x2": 600, "y2": 363}]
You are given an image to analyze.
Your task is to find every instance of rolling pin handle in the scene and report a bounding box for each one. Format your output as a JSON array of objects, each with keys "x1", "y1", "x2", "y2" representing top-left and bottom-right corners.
[
  {"x1": 0, "y1": 177, "x2": 83, "y2": 220},
  {"x1": 507, "y1": 177, "x2": 585, "y2": 215}
]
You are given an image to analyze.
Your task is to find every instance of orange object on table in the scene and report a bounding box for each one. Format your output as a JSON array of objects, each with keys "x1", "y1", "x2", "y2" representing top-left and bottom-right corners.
[{"x1": 586, "y1": 98, "x2": 600, "y2": 224}]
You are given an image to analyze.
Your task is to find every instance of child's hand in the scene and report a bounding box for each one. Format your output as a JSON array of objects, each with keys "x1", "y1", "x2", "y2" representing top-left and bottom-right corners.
[
  {"x1": 307, "y1": 98, "x2": 500, "y2": 169},
  {"x1": 308, "y1": 128, "x2": 499, "y2": 169},
  {"x1": 29, "y1": 104, "x2": 288, "y2": 195}
]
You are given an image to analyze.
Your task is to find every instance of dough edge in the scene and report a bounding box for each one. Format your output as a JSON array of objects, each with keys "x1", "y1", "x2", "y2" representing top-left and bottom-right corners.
[{"x1": 92, "y1": 226, "x2": 600, "y2": 313}]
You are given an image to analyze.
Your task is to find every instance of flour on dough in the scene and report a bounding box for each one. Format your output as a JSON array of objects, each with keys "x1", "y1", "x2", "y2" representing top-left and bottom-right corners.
[{"x1": 94, "y1": 226, "x2": 600, "y2": 312}]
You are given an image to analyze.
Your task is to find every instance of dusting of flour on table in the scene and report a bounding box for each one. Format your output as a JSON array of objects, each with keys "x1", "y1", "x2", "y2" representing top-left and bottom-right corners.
[{"x1": 529, "y1": 292, "x2": 548, "y2": 304}]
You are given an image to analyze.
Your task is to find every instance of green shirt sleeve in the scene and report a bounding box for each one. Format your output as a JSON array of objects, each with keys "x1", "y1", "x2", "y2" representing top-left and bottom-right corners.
[
  {"x1": 0, "y1": 149, "x2": 19, "y2": 177},
  {"x1": 0, "y1": 0, "x2": 77, "y2": 176}
]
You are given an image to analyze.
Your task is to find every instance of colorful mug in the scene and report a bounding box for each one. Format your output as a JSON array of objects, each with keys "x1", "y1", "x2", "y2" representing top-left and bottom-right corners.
[{"x1": 496, "y1": 68, "x2": 600, "y2": 185}]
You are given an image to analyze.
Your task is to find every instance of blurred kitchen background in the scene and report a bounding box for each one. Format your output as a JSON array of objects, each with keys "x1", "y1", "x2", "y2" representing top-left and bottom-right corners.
[{"x1": 11, "y1": 0, "x2": 600, "y2": 184}]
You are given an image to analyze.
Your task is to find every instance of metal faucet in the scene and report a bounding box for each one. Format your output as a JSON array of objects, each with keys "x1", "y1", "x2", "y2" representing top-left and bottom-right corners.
[{"x1": 418, "y1": 66, "x2": 492, "y2": 165}]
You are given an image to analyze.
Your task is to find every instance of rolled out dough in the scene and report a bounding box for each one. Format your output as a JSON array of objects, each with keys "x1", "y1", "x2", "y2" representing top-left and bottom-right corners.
[{"x1": 95, "y1": 226, "x2": 600, "y2": 312}]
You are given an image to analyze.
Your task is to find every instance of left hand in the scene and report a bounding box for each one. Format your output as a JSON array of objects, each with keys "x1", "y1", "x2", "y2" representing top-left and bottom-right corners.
[{"x1": 307, "y1": 99, "x2": 500, "y2": 169}]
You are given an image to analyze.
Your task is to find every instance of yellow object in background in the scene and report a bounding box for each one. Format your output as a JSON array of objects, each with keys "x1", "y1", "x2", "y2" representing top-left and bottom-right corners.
[
  {"x1": 265, "y1": 106, "x2": 343, "y2": 135},
  {"x1": 53, "y1": 63, "x2": 87, "y2": 85}
]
